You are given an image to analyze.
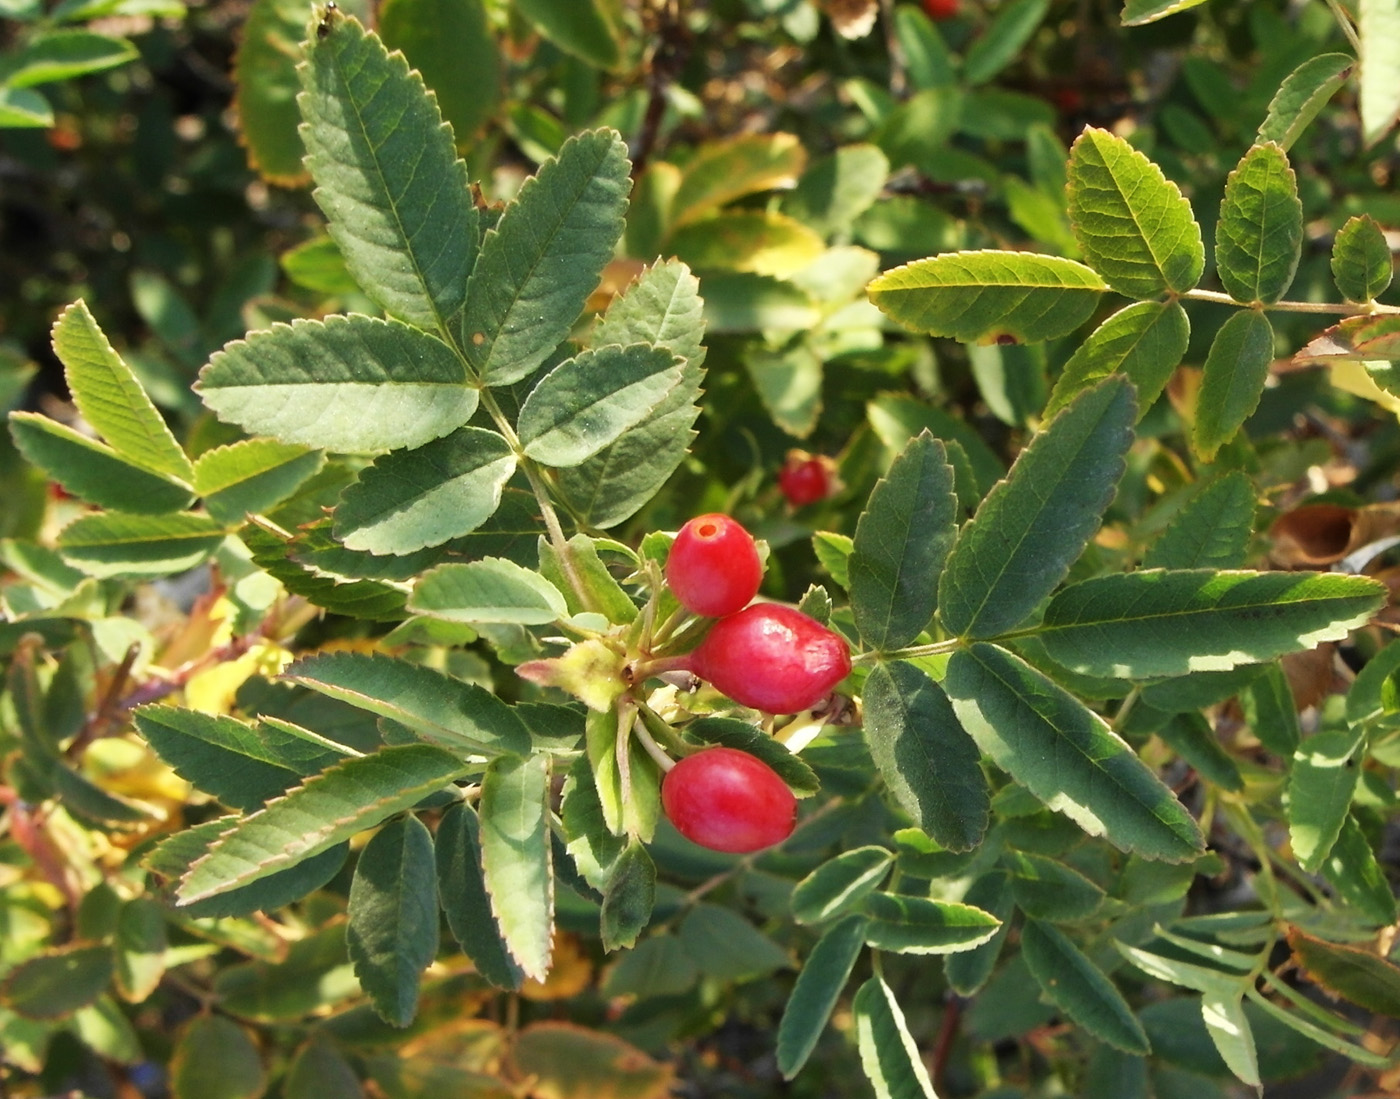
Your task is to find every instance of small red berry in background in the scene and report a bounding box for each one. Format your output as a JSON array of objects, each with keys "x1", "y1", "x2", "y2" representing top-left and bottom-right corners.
[
  {"x1": 922, "y1": 0, "x2": 960, "y2": 20},
  {"x1": 662, "y1": 747, "x2": 797, "y2": 853},
  {"x1": 778, "y1": 451, "x2": 839, "y2": 508},
  {"x1": 666, "y1": 513, "x2": 763, "y2": 618},
  {"x1": 686, "y1": 603, "x2": 852, "y2": 714}
]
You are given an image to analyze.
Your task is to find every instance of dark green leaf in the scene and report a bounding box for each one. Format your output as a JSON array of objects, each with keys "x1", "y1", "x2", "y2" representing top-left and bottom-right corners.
[
  {"x1": 679, "y1": 904, "x2": 790, "y2": 981},
  {"x1": 4, "y1": 30, "x2": 136, "y2": 88},
  {"x1": 1040, "y1": 569, "x2": 1385, "y2": 679},
  {"x1": 0, "y1": 945, "x2": 114, "y2": 1020},
  {"x1": 1003, "y1": 850, "x2": 1106, "y2": 920},
  {"x1": 463, "y1": 129, "x2": 631, "y2": 386},
  {"x1": 1239, "y1": 662, "x2": 1302, "y2": 757},
  {"x1": 686, "y1": 716, "x2": 820, "y2": 795},
  {"x1": 1155, "y1": 711, "x2": 1244, "y2": 791},
  {"x1": 850, "y1": 432, "x2": 957, "y2": 651},
  {"x1": 434, "y1": 802, "x2": 524, "y2": 990},
  {"x1": 600, "y1": 841, "x2": 655, "y2": 952},
  {"x1": 1332, "y1": 214, "x2": 1394, "y2": 303},
  {"x1": 332, "y1": 427, "x2": 516, "y2": 554},
  {"x1": 1022, "y1": 919, "x2": 1150, "y2": 1054},
  {"x1": 791, "y1": 848, "x2": 894, "y2": 925},
  {"x1": 862, "y1": 893, "x2": 1000, "y2": 954},
  {"x1": 57, "y1": 511, "x2": 226, "y2": 579},
  {"x1": 300, "y1": 10, "x2": 476, "y2": 337},
  {"x1": 1320, "y1": 816, "x2": 1397, "y2": 927},
  {"x1": 944, "y1": 871, "x2": 1013, "y2": 995},
  {"x1": 1257, "y1": 53, "x2": 1353, "y2": 152},
  {"x1": 852, "y1": 976, "x2": 937, "y2": 1099},
  {"x1": 777, "y1": 915, "x2": 868, "y2": 1079},
  {"x1": 1143, "y1": 471, "x2": 1255, "y2": 570},
  {"x1": 862, "y1": 662, "x2": 988, "y2": 851},
  {"x1": 514, "y1": 0, "x2": 623, "y2": 69},
  {"x1": 177, "y1": 745, "x2": 469, "y2": 904},
  {"x1": 939, "y1": 376, "x2": 1135, "y2": 639},
  {"x1": 233, "y1": 0, "x2": 318, "y2": 185},
  {"x1": 193, "y1": 439, "x2": 324, "y2": 525},
  {"x1": 1193, "y1": 309, "x2": 1275, "y2": 462},
  {"x1": 947, "y1": 644, "x2": 1205, "y2": 861},
  {"x1": 169, "y1": 1014, "x2": 267, "y2": 1099},
  {"x1": 240, "y1": 523, "x2": 407, "y2": 621},
  {"x1": 1287, "y1": 727, "x2": 1365, "y2": 873},
  {"x1": 1287, "y1": 926, "x2": 1400, "y2": 1017},
  {"x1": 379, "y1": 0, "x2": 500, "y2": 146},
  {"x1": 963, "y1": 0, "x2": 1050, "y2": 85},
  {"x1": 347, "y1": 815, "x2": 438, "y2": 1026}
]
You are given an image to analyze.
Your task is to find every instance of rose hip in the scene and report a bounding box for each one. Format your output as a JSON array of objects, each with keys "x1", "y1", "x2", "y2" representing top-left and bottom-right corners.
[
  {"x1": 665, "y1": 513, "x2": 763, "y2": 618},
  {"x1": 686, "y1": 604, "x2": 851, "y2": 714},
  {"x1": 662, "y1": 747, "x2": 797, "y2": 853},
  {"x1": 779, "y1": 451, "x2": 838, "y2": 507}
]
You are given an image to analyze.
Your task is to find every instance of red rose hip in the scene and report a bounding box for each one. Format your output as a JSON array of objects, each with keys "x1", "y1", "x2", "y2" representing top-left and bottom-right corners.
[
  {"x1": 779, "y1": 451, "x2": 837, "y2": 507},
  {"x1": 666, "y1": 514, "x2": 763, "y2": 618},
  {"x1": 922, "y1": 0, "x2": 959, "y2": 19},
  {"x1": 687, "y1": 604, "x2": 852, "y2": 714},
  {"x1": 662, "y1": 747, "x2": 797, "y2": 853}
]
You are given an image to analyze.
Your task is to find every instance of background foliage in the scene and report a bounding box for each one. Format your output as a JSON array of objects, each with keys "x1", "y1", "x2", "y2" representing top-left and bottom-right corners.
[{"x1": 3, "y1": 1, "x2": 1400, "y2": 1097}]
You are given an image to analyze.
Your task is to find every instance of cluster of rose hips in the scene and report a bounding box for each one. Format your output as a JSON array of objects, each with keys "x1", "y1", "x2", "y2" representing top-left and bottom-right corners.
[{"x1": 657, "y1": 514, "x2": 851, "y2": 854}]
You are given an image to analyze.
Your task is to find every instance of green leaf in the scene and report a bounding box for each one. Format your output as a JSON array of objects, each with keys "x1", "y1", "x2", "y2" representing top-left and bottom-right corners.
[
  {"x1": 1143, "y1": 471, "x2": 1255, "y2": 570},
  {"x1": 233, "y1": 0, "x2": 316, "y2": 185},
  {"x1": 862, "y1": 662, "x2": 989, "y2": 851},
  {"x1": 3, "y1": 29, "x2": 137, "y2": 88},
  {"x1": 379, "y1": 0, "x2": 500, "y2": 146},
  {"x1": 409, "y1": 558, "x2": 567, "y2": 625},
  {"x1": 1154, "y1": 711, "x2": 1244, "y2": 792},
  {"x1": 279, "y1": 235, "x2": 358, "y2": 294},
  {"x1": 332, "y1": 427, "x2": 515, "y2": 554},
  {"x1": 700, "y1": 271, "x2": 820, "y2": 333},
  {"x1": 518, "y1": 344, "x2": 683, "y2": 467},
  {"x1": 435, "y1": 802, "x2": 524, "y2": 989},
  {"x1": 670, "y1": 132, "x2": 807, "y2": 228},
  {"x1": 679, "y1": 904, "x2": 790, "y2": 981},
  {"x1": 671, "y1": 210, "x2": 825, "y2": 277},
  {"x1": 783, "y1": 144, "x2": 890, "y2": 238},
  {"x1": 1360, "y1": 0, "x2": 1400, "y2": 145},
  {"x1": 1331, "y1": 214, "x2": 1394, "y2": 303},
  {"x1": 1121, "y1": 0, "x2": 1211, "y2": 25},
  {"x1": 514, "y1": 0, "x2": 622, "y2": 69},
  {"x1": 1066, "y1": 126, "x2": 1204, "y2": 297},
  {"x1": 0, "y1": 85, "x2": 54, "y2": 127},
  {"x1": 240, "y1": 524, "x2": 407, "y2": 621},
  {"x1": 852, "y1": 976, "x2": 937, "y2": 1099},
  {"x1": 1244, "y1": 983, "x2": 1390, "y2": 1068},
  {"x1": 133, "y1": 705, "x2": 340, "y2": 810},
  {"x1": 114, "y1": 898, "x2": 167, "y2": 1003},
  {"x1": 463, "y1": 129, "x2": 631, "y2": 386},
  {"x1": 791, "y1": 848, "x2": 894, "y2": 925},
  {"x1": 145, "y1": 821, "x2": 349, "y2": 920},
  {"x1": 1215, "y1": 143, "x2": 1303, "y2": 304},
  {"x1": 1287, "y1": 727, "x2": 1365, "y2": 873},
  {"x1": 862, "y1": 893, "x2": 1001, "y2": 954},
  {"x1": 600, "y1": 841, "x2": 655, "y2": 952},
  {"x1": 478, "y1": 753, "x2": 553, "y2": 981},
  {"x1": 299, "y1": 10, "x2": 476, "y2": 337},
  {"x1": 197, "y1": 315, "x2": 475, "y2": 454},
  {"x1": 685, "y1": 717, "x2": 820, "y2": 795},
  {"x1": 948, "y1": 644, "x2": 1205, "y2": 861},
  {"x1": 777, "y1": 915, "x2": 868, "y2": 1080},
  {"x1": 0, "y1": 945, "x2": 114, "y2": 1020},
  {"x1": 1039, "y1": 569, "x2": 1386, "y2": 679},
  {"x1": 1287, "y1": 926, "x2": 1400, "y2": 1017},
  {"x1": 1003, "y1": 850, "x2": 1106, "y2": 921},
  {"x1": 944, "y1": 871, "x2": 1013, "y2": 996},
  {"x1": 9, "y1": 412, "x2": 195, "y2": 513},
  {"x1": 1240, "y1": 662, "x2": 1302, "y2": 757},
  {"x1": 1200, "y1": 993, "x2": 1260, "y2": 1088},
  {"x1": 1321, "y1": 815, "x2": 1398, "y2": 925},
  {"x1": 1256, "y1": 53, "x2": 1353, "y2": 152},
  {"x1": 53, "y1": 301, "x2": 192, "y2": 482},
  {"x1": 283, "y1": 650, "x2": 531, "y2": 756},
  {"x1": 510, "y1": 1024, "x2": 672, "y2": 1099},
  {"x1": 1022, "y1": 919, "x2": 1150, "y2": 1054},
  {"x1": 57, "y1": 511, "x2": 226, "y2": 579},
  {"x1": 1045, "y1": 301, "x2": 1189, "y2": 420},
  {"x1": 1191, "y1": 309, "x2": 1275, "y2": 462},
  {"x1": 850, "y1": 432, "x2": 957, "y2": 651},
  {"x1": 963, "y1": 0, "x2": 1050, "y2": 85},
  {"x1": 538, "y1": 534, "x2": 638, "y2": 625},
  {"x1": 194, "y1": 439, "x2": 323, "y2": 525},
  {"x1": 284, "y1": 1038, "x2": 366, "y2": 1099},
  {"x1": 169, "y1": 1014, "x2": 267, "y2": 1099},
  {"x1": 744, "y1": 343, "x2": 823, "y2": 439},
  {"x1": 1115, "y1": 939, "x2": 1243, "y2": 995},
  {"x1": 346, "y1": 814, "x2": 438, "y2": 1026},
  {"x1": 176, "y1": 745, "x2": 469, "y2": 904},
  {"x1": 939, "y1": 376, "x2": 1135, "y2": 639},
  {"x1": 868, "y1": 250, "x2": 1106, "y2": 344}
]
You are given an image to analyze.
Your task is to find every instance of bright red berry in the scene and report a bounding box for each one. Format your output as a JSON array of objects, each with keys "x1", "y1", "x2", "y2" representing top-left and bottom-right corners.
[
  {"x1": 662, "y1": 747, "x2": 797, "y2": 853},
  {"x1": 778, "y1": 451, "x2": 838, "y2": 507},
  {"x1": 665, "y1": 514, "x2": 763, "y2": 618},
  {"x1": 922, "y1": 0, "x2": 959, "y2": 19},
  {"x1": 686, "y1": 604, "x2": 852, "y2": 714}
]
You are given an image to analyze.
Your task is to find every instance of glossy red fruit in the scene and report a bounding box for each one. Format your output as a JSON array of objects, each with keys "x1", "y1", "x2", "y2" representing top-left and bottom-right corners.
[
  {"x1": 665, "y1": 514, "x2": 763, "y2": 618},
  {"x1": 662, "y1": 747, "x2": 797, "y2": 853},
  {"x1": 687, "y1": 604, "x2": 852, "y2": 714},
  {"x1": 779, "y1": 451, "x2": 837, "y2": 507},
  {"x1": 922, "y1": 0, "x2": 959, "y2": 19}
]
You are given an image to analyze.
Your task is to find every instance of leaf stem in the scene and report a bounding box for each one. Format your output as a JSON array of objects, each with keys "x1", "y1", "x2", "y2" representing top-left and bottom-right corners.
[
  {"x1": 1180, "y1": 288, "x2": 1400, "y2": 316},
  {"x1": 852, "y1": 637, "x2": 963, "y2": 665},
  {"x1": 631, "y1": 713, "x2": 675, "y2": 772},
  {"x1": 1323, "y1": 0, "x2": 1362, "y2": 55}
]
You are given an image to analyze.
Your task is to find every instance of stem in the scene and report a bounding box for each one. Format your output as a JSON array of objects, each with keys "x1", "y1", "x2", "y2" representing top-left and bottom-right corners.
[
  {"x1": 616, "y1": 699, "x2": 638, "y2": 840},
  {"x1": 1180, "y1": 288, "x2": 1400, "y2": 316},
  {"x1": 852, "y1": 637, "x2": 963, "y2": 665},
  {"x1": 631, "y1": 714, "x2": 675, "y2": 772},
  {"x1": 881, "y1": 0, "x2": 906, "y2": 98},
  {"x1": 1323, "y1": 0, "x2": 1362, "y2": 55}
]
